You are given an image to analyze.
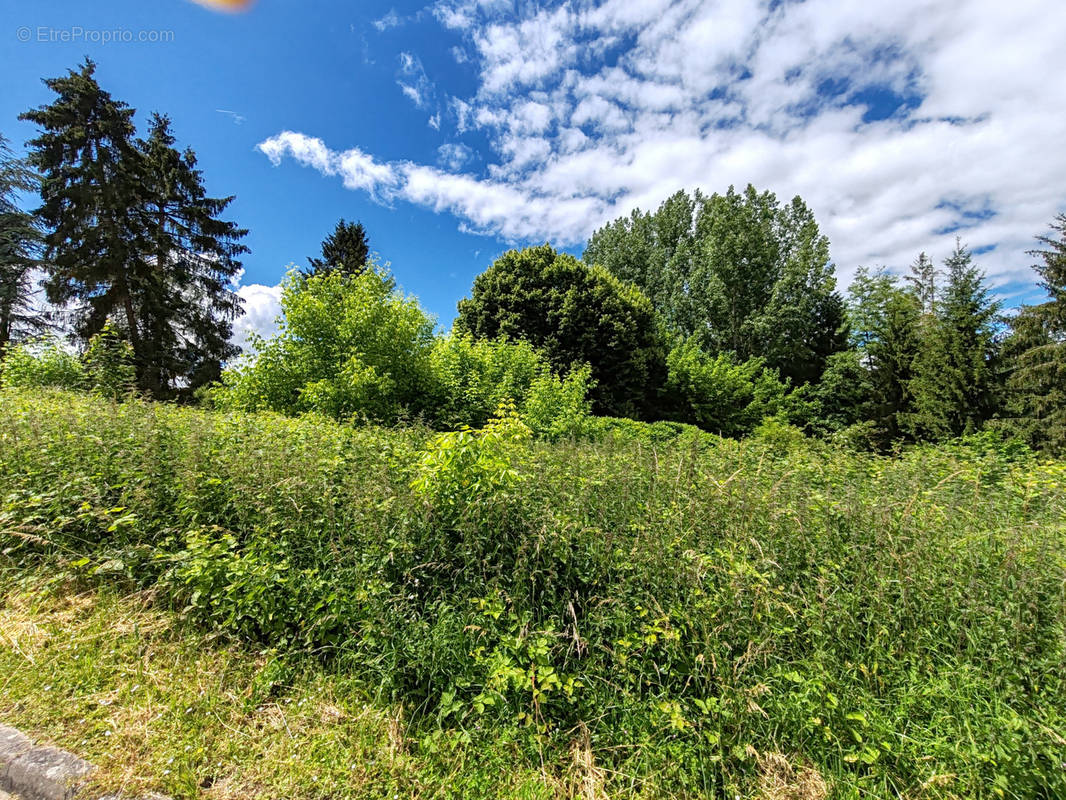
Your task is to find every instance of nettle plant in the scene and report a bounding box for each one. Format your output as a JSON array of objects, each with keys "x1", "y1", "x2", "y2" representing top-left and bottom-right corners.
[{"x1": 410, "y1": 400, "x2": 531, "y2": 527}]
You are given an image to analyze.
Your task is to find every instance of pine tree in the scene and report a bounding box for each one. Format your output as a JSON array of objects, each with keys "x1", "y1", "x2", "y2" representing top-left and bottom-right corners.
[
  {"x1": 1003, "y1": 215, "x2": 1066, "y2": 451},
  {"x1": 21, "y1": 61, "x2": 247, "y2": 397},
  {"x1": 0, "y1": 133, "x2": 45, "y2": 349},
  {"x1": 19, "y1": 59, "x2": 141, "y2": 347},
  {"x1": 904, "y1": 242, "x2": 1001, "y2": 440},
  {"x1": 135, "y1": 114, "x2": 247, "y2": 395},
  {"x1": 307, "y1": 219, "x2": 370, "y2": 277}
]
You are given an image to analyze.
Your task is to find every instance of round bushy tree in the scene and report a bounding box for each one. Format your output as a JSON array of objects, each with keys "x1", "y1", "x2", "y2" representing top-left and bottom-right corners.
[{"x1": 455, "y1": 245, "x2": 667, "y2": 418}]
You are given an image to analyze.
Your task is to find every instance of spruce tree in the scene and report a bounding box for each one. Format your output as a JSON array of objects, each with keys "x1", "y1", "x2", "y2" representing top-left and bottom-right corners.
[
  {"x1": 21, "y1": 61, "x2": 246, "y2": 397},
  {"x1": 904, "y1": 242, "x2": 1001, "y2": 440},
  {"x1": 20, "y1": 59, "x2": 141, "y2": 347},
  {"x1": 135, "y1": 114, "x2": 247, "y2": 394},
  {"x1": 846, "y1": 267, "x2": 921, "y2": 445},
  {"x1": 905, "y1": 252, "x2": 938, "y2": 316},
  {"x1": 1004, "y1": 215, "x2": 1066, "y2": 451},
  {"x1": 0, "y1": 133, "x2": 45, "y2": 349},
  {"x1": 307, "y1": 219, "x2": 370, "y2": 277}
]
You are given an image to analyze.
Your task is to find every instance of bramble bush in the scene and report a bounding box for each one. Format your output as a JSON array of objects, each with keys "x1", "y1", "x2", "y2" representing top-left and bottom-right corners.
[{"x1": 1, "y1": 388, "x2": 1064, "y2": 799}]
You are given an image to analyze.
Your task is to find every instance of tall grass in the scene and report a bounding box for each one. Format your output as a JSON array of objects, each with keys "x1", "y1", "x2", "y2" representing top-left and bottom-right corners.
[{"x1": 1, "y1": 388, "x2": 1063, "y2": 799}]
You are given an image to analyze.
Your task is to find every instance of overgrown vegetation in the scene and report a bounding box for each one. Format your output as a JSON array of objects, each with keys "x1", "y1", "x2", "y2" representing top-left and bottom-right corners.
[{"x1": 2, "y1": 389, "x2": 1063, "y2": 798}]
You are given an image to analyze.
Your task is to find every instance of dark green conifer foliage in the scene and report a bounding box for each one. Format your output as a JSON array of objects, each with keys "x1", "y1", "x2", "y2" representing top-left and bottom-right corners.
[
  {"x1": 846, "y1": 267, "x2": 921, "y2": 444},
  {"x1": 0, "y1": 133, "x2": 45, "y2": 349},
  {"x1": 1003, "y1": 215, "x2": 1066, "y2": 451},
  {"x1": 20, "y1": 60, "x2": 141, "y2": 347},
  {"x1": 21, "y1": 61, "x2": 246, "y2": 397},
  {"x1": 136, "y1": 114, "x2": 247, "y2": 395},
  {"x1": 307, "y1": 219, "x2": 370, "y2": 277},
  {"x1": 904, "y1": 242, "x2": 1001, "y2": 440}
]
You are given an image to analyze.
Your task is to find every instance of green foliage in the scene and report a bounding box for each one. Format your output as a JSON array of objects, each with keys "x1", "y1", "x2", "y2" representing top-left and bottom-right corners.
[
  {"x1": 903, "y1": 242, "x2": 1002, "y2": 440},
  {"x1": 1002, "y1": 215, "x2": 1066, "y2": 453},
  {"x1": 0, "y1": 132, "x2": 44, "y2": 349},
  {"x1": 2, "y1": 389, "x2": 1064, "y2": 798},
  {"x1": 1, "y1": 389, "x2": 1064, "y2": 798},
  {"x1": 846, "y1": 267, "x2": 922, "y2": 444},
  {"x1": 306, "y1": 218, "x2": 370, "y2": 277},
  {"x1": 20, "y1": 61, "x2": 246, "y2": 398},
  {"x1": 218, "y1": 267, "x2": 437, "y2": 422},
  {"x1": 0, "y1": 338, "x2": 84, "y2": 390},
  {"x1": 83, "y1": 321, "x2": 136, "y2": 399},
  {"x1": 411, "y1": 402, "x2": 530, "y2": 526},
  {"x1": 584, "y1": 185, "x2": 847, "y2": 385},
  {"x1": 427, "y1": 333, "x2": 588, "y2": 432},
  {"x1": 795, "y1": 349, "x2": 876, "y2": 437},
  {"x1": 663, "y1": 337, "x2": 786, "y2": 436},
  {"x1": 455, "y1": 244, "x2": 667, "y2": 418}
]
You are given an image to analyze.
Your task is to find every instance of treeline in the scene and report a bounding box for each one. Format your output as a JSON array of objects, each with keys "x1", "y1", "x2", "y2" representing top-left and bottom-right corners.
[{"x1": 2, "y1": 61, "x2": 1065, "y2": 452}]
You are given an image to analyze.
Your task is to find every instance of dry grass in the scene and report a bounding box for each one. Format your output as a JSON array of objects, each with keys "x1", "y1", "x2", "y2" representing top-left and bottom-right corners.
[{"x1": 755, "y1": 752, "x2": 828, "y2": 800}]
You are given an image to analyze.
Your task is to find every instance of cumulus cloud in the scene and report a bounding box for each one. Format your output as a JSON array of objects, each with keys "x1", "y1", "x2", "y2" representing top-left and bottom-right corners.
[
  {"x1": 261, "y1": 0, "x2": 1066, "y2": 294},
  {"x1": 231, "y1": 282, "x2": 282, "y2": 352},
  {"x1": 257, "y1": 131, "x2": 397, "y2": 197}
]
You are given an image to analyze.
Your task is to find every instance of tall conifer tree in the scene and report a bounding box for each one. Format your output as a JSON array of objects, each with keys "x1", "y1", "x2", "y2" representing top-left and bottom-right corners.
[
  {"x1": 21, "y1": 61, "x2": 246, "y2": 396},
  {"x1": 20, "y1": 59, "x2": 141, "y2": 346},
  {"x1": 0, "y1": 133, "x2": 44, "y2": 348},
  {"x1": 136, "y1": 113, "x2": 247, "y2": 394},
  {"x1": 1004, "y1": 215, "x2": 1066, "y2": 451},
  {"x1": 904, "y1": 242, "x2": 1001, "y2": 439}
]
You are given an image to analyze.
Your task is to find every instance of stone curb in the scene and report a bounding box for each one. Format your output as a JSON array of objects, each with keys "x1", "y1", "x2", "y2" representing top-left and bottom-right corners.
[{"x1": 0, "y1": 724, "x2": 168, "y2": 800}]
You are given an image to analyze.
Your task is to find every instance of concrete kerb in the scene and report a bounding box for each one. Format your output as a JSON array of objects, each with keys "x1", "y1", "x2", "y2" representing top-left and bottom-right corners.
[{"x1": 0, "y1": 724, "x2": 169, "y2": 800}]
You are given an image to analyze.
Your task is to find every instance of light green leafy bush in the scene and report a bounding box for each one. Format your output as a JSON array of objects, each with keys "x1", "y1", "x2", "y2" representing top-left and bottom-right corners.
[
  {"x1": 218, "y1": 271, "x2": 595, "y2": 436},
  {"x1": 217, "y1": 268, "x2": 437, "y2": 422},
  {"x1": 664, "y1": 337, "x2": 788, "y2": 435},
  {"x1": 0, "y1": 337, "x2": 85, "y2": 390}
]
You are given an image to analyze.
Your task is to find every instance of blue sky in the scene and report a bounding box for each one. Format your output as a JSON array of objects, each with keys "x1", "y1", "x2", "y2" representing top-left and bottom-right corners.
[{"x1": 2, "y1": 0, "x2": 1064, "y2": 346}]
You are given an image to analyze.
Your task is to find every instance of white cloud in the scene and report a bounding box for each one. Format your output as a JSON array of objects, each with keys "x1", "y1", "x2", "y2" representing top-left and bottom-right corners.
[
  {"x1": 373, "y1": 9, "x2": 401, "y2": 31},
  {"x1": 438, "y1": 142, "x2": 473, "y2": 171},
  {"x1": 257, "y1": 132, "x2": 397, "y2": 198},
  {"x1": 231, "y1": 282, "x2": 282, "y2": 352},
  {"x1": 262, "y1": 0, "x2": 1066, "y2": 295},
  {"x1": 397, "y1": 51, "x2": 437, "y2": 113}
]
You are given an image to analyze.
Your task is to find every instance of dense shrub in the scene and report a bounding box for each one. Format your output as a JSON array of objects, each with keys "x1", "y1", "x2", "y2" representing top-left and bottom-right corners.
[
  {"x1": 427, "y1": 334, "x2": 592, "y2": 436},
  {"x1": 0, "y1": 337, "x2": 85, "y2": 390},
  {"x1": 1, "y1": 388, "x2": 1064, "y2": 799},
  {"x1": 218, "y1": 270, "x2": 595, "y2": 436},
  {"x1": 455, "y1": 244, "x2": 668, "y2": 418},
  {"x1": 218, "y1": 268, "x2": 438, "y2": 422},
  {"x1": 664, "y1": 337, "x2": 787, "y2": 435},
  {"x1": 0, "y1": 324, "x2": 136, "y2": 398}
]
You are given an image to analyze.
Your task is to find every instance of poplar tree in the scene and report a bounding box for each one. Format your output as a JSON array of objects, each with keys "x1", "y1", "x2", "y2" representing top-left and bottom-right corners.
[{"x1": 585, "y1": 185, "x2": 846, "y2": 385}]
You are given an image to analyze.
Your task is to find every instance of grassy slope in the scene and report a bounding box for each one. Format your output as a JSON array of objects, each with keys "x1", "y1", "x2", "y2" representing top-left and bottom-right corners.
[
  {"x1": 1, "y1": 389, "x2": 1064, "y2": 799},
  {"x1": 0, "y1": 566, "x2": 557, "y2": 800}
]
